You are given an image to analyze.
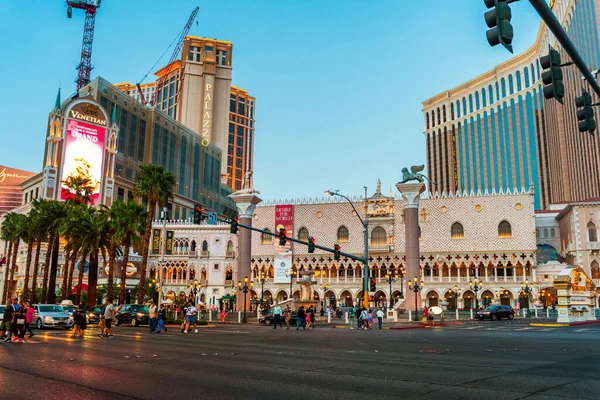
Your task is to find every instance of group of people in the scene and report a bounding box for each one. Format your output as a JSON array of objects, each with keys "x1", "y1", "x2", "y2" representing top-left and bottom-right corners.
[
  {"x1": 147, "y1": 301, "x2": 168, "y2": 334},
  {"x1": 349, "y1": 306, "x2": 386, "y2": 330},
  {"x1": 270, "y1": 302, "x2": 294, "y2": 330},
  {"x1": 0, "y1": 298, "x2": 35, "y2": 343}
]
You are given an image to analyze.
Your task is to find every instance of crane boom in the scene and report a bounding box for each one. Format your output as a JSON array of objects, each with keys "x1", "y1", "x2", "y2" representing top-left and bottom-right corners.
[
  {"x1": 66, "y1": 0, "x2": 101, "y2": 90},
  {"x1": 151, "y1": 6, "x2": 199, "y2": 107}
]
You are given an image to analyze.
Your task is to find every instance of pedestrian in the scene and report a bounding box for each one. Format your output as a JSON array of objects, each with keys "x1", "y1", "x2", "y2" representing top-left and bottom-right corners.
[
  {"x1": 376, "y1": 308, "x2": 384, "y2": 329},
  {"x1": 422, "y1": 306, "x2": 429, "y2": 325},
  {"x1": 349, "y1": 306, "x2": 356, "y2": 329},
  {"x1": 220, "y1": 307, "x2": 226, "y2": 323},
  {"x1": 14, "y1": 302, "x2": 26, "y2": 342},
  {"x1": 99, "y1": 299, "x2": 115, "y2": 338},
  {"x1": 284, "y1": 306, "x2": 291, "y2": 329},
  {"x1": 272, "y1": 301, "x2": 283, "y2": 329},
  {"x1": 296, "y1": 306, "x2": 306, "y2": 330},
  {"x1": 360, "y1": 308, "x2": 368, "y2": 330},
  {"x1": 367, "y1": 309, "x2": 374, "y2": 330},
  {"x1": 308, "y1": 306, "x2": 315, "y2": 329},
  {"x1": 157, "y1": 304, "x2": 167, "y2": 333},
  {"x1": 2, "y1": 298, "x2": 17, "y2": 342},
  {"x1": 356, "y1": 307, "x2": 363, "y2": 329},
  {"x1": 24, "y1": 301, "x2": 35, "y2": 338},
  {"x1": 184, "y1": 302, "x2": 199, "y2": 333},
  {"x1": 72, "y1": 303, "x2": 83, "y2": 337},
  {"x1": 305, "y1": 309, "x2": 312, "y2": 330},
  {"x1": 148, "y1": 301, "x2": 157, "y2": 333},
  {"x1": 78, "y1": 303, "x2": 87, "y2": 337}
]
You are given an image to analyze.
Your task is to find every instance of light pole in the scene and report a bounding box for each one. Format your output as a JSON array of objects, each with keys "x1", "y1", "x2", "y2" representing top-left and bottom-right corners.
[
  {"x1": 539, "y1": 288, "x2": 547, "y2": 309},
  {"x1": 407, "y1": 276, "x2": 424, "y2": 320},
  {"x1": 319, "y1": 282, "x2": 329, "y2": 309},
  {"x1": 15, "y1": 288, "x2": 21, "y2": 301},
  {"x1": 189, "y1": 279, "x2": 200, "y2": 306},
  {"x1": 384, "y1": 272, "x2": 396, "y2": 309},
  {"x1": 237, "y1": 277, "x2": 253, "y2": 323},
  {"x1": 325, "y1": 187, "x2": 369, "y2": 309},
  {"x1": 398, "y1": 266, "x2": 406, "y2": 299},
  {"x1": 469, "y1": 278, "x2": 483, "y2": 310},
  {"x1": 520, "y1": 279, "x2": 532, "y2": 309},
  {"x1": 285, "y1": 269, "x2": 296, "y2": 300},
  {"x1": 453, "y1": 285, "x2": 462, "y2": 309},
  {"x1": 258, "y1": 272, "x2": 267, "y2": 305}
]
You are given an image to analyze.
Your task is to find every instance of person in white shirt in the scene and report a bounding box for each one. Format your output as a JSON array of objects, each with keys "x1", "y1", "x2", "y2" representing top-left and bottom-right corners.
[{"x1": 376, "y1": 308, "x2": 385, "y2": 329}]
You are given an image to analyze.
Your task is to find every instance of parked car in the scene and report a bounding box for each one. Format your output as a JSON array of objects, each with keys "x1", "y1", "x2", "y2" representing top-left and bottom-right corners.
[
  {"x1": 33, "y1": 304, "x2": 73, "y2": 329},
  {"x1": 477, "y1": 305, "x2": 515, "y2": 321},
  {"x1": 259, "y1": 311, "x2": 298, "y2": 326},
  {"x1": 86, "y1": 307, "x2": 101, "y2": 324},
  {"x1": 115, "y1": 304, "x2": 149, "y2": 327}
]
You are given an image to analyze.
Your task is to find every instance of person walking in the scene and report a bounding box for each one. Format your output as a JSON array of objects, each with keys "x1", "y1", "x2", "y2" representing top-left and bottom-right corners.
[
  {"x1": 99, "y1": 299, "x2": 115, "y2": 338},
  {"x1": 367, "y1": 309, "x2": 374, "y2": 330},
  {"x1": 272, "y1": 302, "x2": 283, "y2": 329},
  {"x1": 14, "y1": 302, "x2": 26, "y2": 342},
  {"x1": 308, "y1": 306, "x2": 315, "y2": 329},
  {"x1": 360, "y1": 308, "x2": 369, "y2": 330},
  {"x1": 72, "y1": 303, "x2": 83, "y2": 337},
  {"x1": 356, "y1": 307, "x2": 363, "y2": 329},
  {"x1": 349, "y1": 306, "x2": 356, "y2": 329},
  {"x1": 284, "y1": 306, "x2": 291, "y2": 329},
  {"x1": 220, "y1": 307, "x2": 226, "y2": 323},
  {"x1": 376, "y1": 308, "x2": 384, "y2": 329},
  {"x1": 148, "y1": 301, "x2": 157, "y2": 333},
  {"x1": 2, "y1": 298, "x2": 17, "y2": 342},
  {"x1": 184, "y1": 303, "x2": 199, "y2": 333},
  {"x1": 296, "y1": 306, "x2": 306, "y2": 330},
  {"x1": 78, "y1": 303, "x2": 87, "y2": 337},
  {"x1": 157, "y1": 305, "x2": 167, "y2": 333},
  {"x1": 305, "y1": 309, "x2": 312, "y2": 330},
  {"x1": 24, "y1": 301, "x2": 35, "y2": 338}
]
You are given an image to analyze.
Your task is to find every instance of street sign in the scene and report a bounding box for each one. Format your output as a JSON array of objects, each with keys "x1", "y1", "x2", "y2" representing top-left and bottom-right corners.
[{"x1": 207, "y1": 211, "x2": 217, "y2": 225}]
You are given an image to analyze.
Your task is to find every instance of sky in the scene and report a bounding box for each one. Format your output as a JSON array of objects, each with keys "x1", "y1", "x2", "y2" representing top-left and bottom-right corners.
[{"x1": 0, "y1": 0, "x2": 543, "y2": 201}]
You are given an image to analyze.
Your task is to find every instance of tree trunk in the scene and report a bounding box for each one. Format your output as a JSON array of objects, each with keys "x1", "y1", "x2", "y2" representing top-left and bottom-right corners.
[
  {"x1": 75, "y1": 252, "x2": 87, "y2": 305},
  {"x1": 60, "y1": 249, "x2": 72, "y2": 300},
  {"x1": 67, "y1": 248, "x2": 79, "y2": 298},
  {"x1": 22, "y1": 240, "x2": 34, "y2": 301},
  {"x1": 8, "y1": 239, "x2": 20, "y2": 298},
  {"x1": 107, "y1": 241, "x2": 117, "y2": 301},
  {"x1": 138, "y1": 201, "x2": 156, "y2": 304},
  {"x1": 87, "y1": 249, "x2": 99, "y2": 307},
  {"x1": 120, "y1": 238, "x2": 131, "y2": 305},
  {"x1": 31, "y1": 239, "x2": 42, "y2": 303},
  {"x1": 47, "y1": 235, "x2": 60, "y2": 304},
  {"x1": 1, "y1": 242, "x2": 14, "y2": 304},
  {"x1": 41, "y1": 233, "x2": 55, "y2": 303}
]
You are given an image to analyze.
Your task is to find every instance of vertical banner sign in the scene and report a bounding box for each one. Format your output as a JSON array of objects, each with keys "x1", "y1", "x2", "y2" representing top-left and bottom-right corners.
[
  {"x1": 60, "y1": 101, "x2": 107, "y2": 204},
  {"x1": 166, "y1": 231, "x2": 174, "y2": 255},
  {"x1": 152, "y1": 229, "x2": 161, "y2": 255},
  {"x1": 274, "y1": 204, "x2": 294, "y2": 284},
  {"x1": 201, "y1": 82, "x2": 213, "y2": 146}
]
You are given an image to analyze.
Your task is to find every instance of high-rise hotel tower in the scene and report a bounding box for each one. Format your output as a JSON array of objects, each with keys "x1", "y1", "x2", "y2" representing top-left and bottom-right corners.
[{"x1": 422, "y1": 0, "x2": 600, "y2": 209}]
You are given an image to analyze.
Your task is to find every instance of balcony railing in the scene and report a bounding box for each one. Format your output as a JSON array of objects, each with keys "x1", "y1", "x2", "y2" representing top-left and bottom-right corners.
[
  {"x1": 200, "y1": 250, "x2": 209, "y2": 258},
  {"x1": 226, "y1": 251, "x2": 235, "y2": 259}
]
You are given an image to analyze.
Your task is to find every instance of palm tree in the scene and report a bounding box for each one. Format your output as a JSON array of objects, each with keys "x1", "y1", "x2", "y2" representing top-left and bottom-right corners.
[
  {"x1": 109, "y1": 200, "x2": 146, "y2": 304},
  {"x1": 29, "y1": 199, "x2": 49, "y2": 303},
  {"x1": 134, "y1": 164, "x2": 176, "y2": 304},
  {"x1": 20, "y1": 211, "x2": 37, "y2": 301},
  {"x1": 0, "y1": 212, "x2": 18, "y2": 303},
  {"x1": 7, "y1": 213, "x2": 27, "y2": 300}
]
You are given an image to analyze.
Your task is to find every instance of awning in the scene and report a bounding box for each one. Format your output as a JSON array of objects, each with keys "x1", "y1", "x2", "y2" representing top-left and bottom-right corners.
[
  {"x1": 221, "y1": 295, "x2": 234, "y2": 300},
  {"x1": 73, "y1": 283, "x2": 88, "y2": 291}
]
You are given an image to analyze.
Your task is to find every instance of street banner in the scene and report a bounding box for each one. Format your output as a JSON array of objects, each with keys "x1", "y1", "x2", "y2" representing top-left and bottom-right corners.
[
  {"x1": 166, "y1": 230, "x2": 174, "y2": 255},
  {"x1": 274, "y1": 204, "x2": 293, "y2": 284},
  {"x1": 152, "y1": 229, "x2": 161, "y2": 254}
]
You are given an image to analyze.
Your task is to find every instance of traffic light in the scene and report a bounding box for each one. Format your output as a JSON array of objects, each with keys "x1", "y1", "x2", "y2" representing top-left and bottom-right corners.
[
  {"x1": 484, "y1": 0, "x2": 514, "y2": 53},
  {"x1": 370, "y1": 278, "x2": 376, "y2": 292},
  {"x1": 333, "y1": 244, "x2": 341, "y2": 261},
  {"x1": 575, "y1": 90, "x2": 597, "y2": 133},
  {"x1": 230, "y1": 215, "x2": 239, "y2": 234},
  {"x1": 308, "y1": 237, "x2": 315, "y2": 253},
  {"x1": 193, "y1": 204, "x2": 203, "y2": 224},
  {"x1": 540, "y1": 47, "x2": 565, "y2": 103},
  {"x1": 278, "y1": 228, "x2": 286, "y2": 246}
]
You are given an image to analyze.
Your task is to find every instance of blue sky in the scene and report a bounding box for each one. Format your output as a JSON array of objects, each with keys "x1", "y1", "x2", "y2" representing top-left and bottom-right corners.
[{"x1": 0, "y1": 0, "x2": 542, "y2": 201}]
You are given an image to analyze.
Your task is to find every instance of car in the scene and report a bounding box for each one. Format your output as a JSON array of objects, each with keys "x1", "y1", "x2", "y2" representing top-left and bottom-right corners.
[
  {"x1": 115, "y1": 304, "x2": 149, "y2": 327},
  {"x1": 33, "y1": 304, "x2": 73, "y2": 329},
  {"x1": 86, "y1": 307, "x2": 101, "y2": 324},
  {"x1": 259, "y1": 312, "x2": 298, "y2": 326},
  {"x1": 62, "y1": 305, "x2": 77, "y2": 316},
  {"x1": 477, "y1": 305, "x2": 515, "y2": 321}
]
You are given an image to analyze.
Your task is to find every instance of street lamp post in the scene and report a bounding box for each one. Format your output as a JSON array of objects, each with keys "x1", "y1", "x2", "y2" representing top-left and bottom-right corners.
[
  {"x1": 520, "y1": 279, "x2": 532, "y2": 310},
  {"x1": 407, "y1": 276, "x2": 424, "y2": 321},
  {"x1": 319, "y1": 282, "x2": 329, "y2": 309},
  {"x1": 384, "y1": 273, "x2": 396, "y2": 309},
  {"x1": 237, "y1": 277, "x2": 253, "y2": 323},
  {"x1": 469, "y1": 278, "x2": 483, "y2": 310},
  {"x1": 325, "y1": 188, "x2": 369, "y2": 309},
  {"x1": 189, "y1": 279, "x2": 200, "y2": 306},
  {"x1": 15, "y1": 288, "x2": 21, "y2": 301},
  {"x1": 285, "y1": 269, "x2": 295, "y2": 301},
  {"x1": 399, "y1": 266, "x2": 406, "y2": 299},
  {"x1": 453, "y1": 285, "x2": 462, "y2": 309}
]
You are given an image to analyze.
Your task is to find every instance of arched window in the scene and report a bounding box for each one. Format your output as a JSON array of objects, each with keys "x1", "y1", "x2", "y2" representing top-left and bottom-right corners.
[
  {"x1": 371, "y1": 226, "x2": 387, "y2": 246},
  {"x1": 451, "y1": 222, "x2": 464, "y2": 239},
  {"x1": 508, "y1": 75, "x2": 514, "y2": 95},
  {"x1": 442, "y1": 105, "x2": 447, "y2": 122},
  {"x1": 437, "y1": 107, "x2": 441, "y2": 125},
  {"x1": 550, "y1": 228, "x2": 556, "y2": 237},
  {"x1": 501, "y1": 78, "x2": 507, "y2": 97},
  {"x1": 498, "y1": 220, "x2": 512, "y2": 238},
  {"x1": 537, "y1": 244, "x2": 558, "y2": 263},
  {"x1": 202, "y1": 240, "x2": 208, "y2": 251},
  {"x1": 337, "y1": 226, "x2": 349, "y2": 243},
  {"x1": 469, "y1": 94, "x2": 473, "y2": 113},
  {"x1": 462, "y1": 97, "x2": 467, "y2": 115},
  {"x1": 588, "y1": 222, "x2": 598, "y2": 242},
  {"x1": 456, "y1": 100, "x2": 461, "y2": 118},
  {"x1": 225, "y1": 268, "x2": 233, "y2": 280},
  {"x1": 431, "y1": 109, "x2": 435, "y2": 127},
  {"x1": 298, "y1": 227, "x2": 309, "y2": 242},
  {"x1": 591, "y1": 261, "x2": 599, "y2": 279},
  {"x1": 524, "y1": 67, "x2": 530, "y2": 88},
  {"x1": 426, "y1": 112, "x2": 430, "y2": 129},
  {"x1": 261, "y1": 228, "x2": 272, "y2": 244},
  {"x1": 475, "y1": 92, "x2": 480, "y2": 110},
  {"x1": 488, "y1": 85, "x2": 494, "y2": 104},
  {"x1": 516, "y1": 71, "x2": 522, "y2": 91},
  {"x1": 450, "y1": 103, "x2": 455, "y2": 120},
  {"x1": 227, "y1": 240, "x2": 234, "y2": 252},
  {"x1": 482, "y1": 89, "x2": 487, "y2": 107}
]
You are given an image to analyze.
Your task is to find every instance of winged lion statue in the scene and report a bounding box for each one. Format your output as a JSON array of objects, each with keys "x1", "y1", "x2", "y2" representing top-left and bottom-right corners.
[{"x1": 399, "y1": 165, "x2": 436, "y2": 185}]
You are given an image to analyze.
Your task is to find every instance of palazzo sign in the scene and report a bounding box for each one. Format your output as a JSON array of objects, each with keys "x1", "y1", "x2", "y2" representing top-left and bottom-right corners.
[
  {"x1": 201, "y1": 83, "x2": 212, "y2": 147},
  {"x1": 274, "y1": 204, "x2": 294, "y2": 284}
]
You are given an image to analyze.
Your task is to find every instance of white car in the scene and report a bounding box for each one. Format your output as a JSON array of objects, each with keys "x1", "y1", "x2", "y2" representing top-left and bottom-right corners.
[{"x1": 34, "y1": 304, "x2": 73, "y2": 329}]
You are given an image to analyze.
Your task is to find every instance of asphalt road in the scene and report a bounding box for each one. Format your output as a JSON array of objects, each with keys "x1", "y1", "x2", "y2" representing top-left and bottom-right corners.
[{"x1": 0, "y1": 321, "x2": 599, "y2": 400}]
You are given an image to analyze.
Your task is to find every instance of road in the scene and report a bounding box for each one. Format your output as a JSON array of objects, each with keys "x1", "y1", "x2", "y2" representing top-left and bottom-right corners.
[{"x1": 0, "y1": 321, "x2": 599, "y2": 400}]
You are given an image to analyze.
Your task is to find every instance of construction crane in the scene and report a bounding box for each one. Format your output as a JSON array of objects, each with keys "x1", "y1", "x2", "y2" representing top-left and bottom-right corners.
[
  {"x1": 136, "y1": 6, "x2": 199, "y2": 106},
  {"x1": 66, "y1": 0, "x2": 101, "y2": 90}
]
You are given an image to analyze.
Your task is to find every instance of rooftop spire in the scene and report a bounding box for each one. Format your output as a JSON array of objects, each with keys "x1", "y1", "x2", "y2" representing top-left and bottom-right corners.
[{"x1": 53, "y1": 87, "x2": 61, "y2": 112}]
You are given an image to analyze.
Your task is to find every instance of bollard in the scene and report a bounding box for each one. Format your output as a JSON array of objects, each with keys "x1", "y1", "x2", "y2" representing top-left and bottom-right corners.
[
  {"x1": 238, "y1": 311, "x2": 241, "y2": 323},
  {"x1": 345, "y1": 312, "x2": 349, "y2": 324},
  {"x1": 327, "y1": 312, "x2": 331, "y2": 324},
  {"x1": 546, "y1": 309, "x2": 550, "y2": 318},
  {"x1": 408, "y1": 310, "x2": 412, "y2": 322},
  {"x1": 456, "y1": 309, "x2": 459, "y2": 320},
  {"x1": 470, "y1": 309, "x2": 473, "y2": 320},
  {"x1": 394, "y1": 310, "x2": 398, "y2": 322},
  {"x1": 534, "y1": 308, "x2": 538, "y2": 318},
  {"x1": 209, "y1": 311, "x2": 212, "y2": 322}
]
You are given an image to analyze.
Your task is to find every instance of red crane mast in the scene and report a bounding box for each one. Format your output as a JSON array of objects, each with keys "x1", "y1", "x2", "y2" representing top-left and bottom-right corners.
[{"x1": 66, "y1": 0, "x2": 101, "y2": 90}]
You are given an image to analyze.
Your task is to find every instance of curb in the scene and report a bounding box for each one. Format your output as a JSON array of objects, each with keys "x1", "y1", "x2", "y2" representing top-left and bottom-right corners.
[{"x1": 530, "y1": 320, "x2": 600, "y2": 328}]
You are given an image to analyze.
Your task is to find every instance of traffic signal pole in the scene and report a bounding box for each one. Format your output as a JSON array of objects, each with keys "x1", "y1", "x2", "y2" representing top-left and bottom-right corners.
[{"x1": 529, "y1": 0, "x2": 600, "y2": 98}]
